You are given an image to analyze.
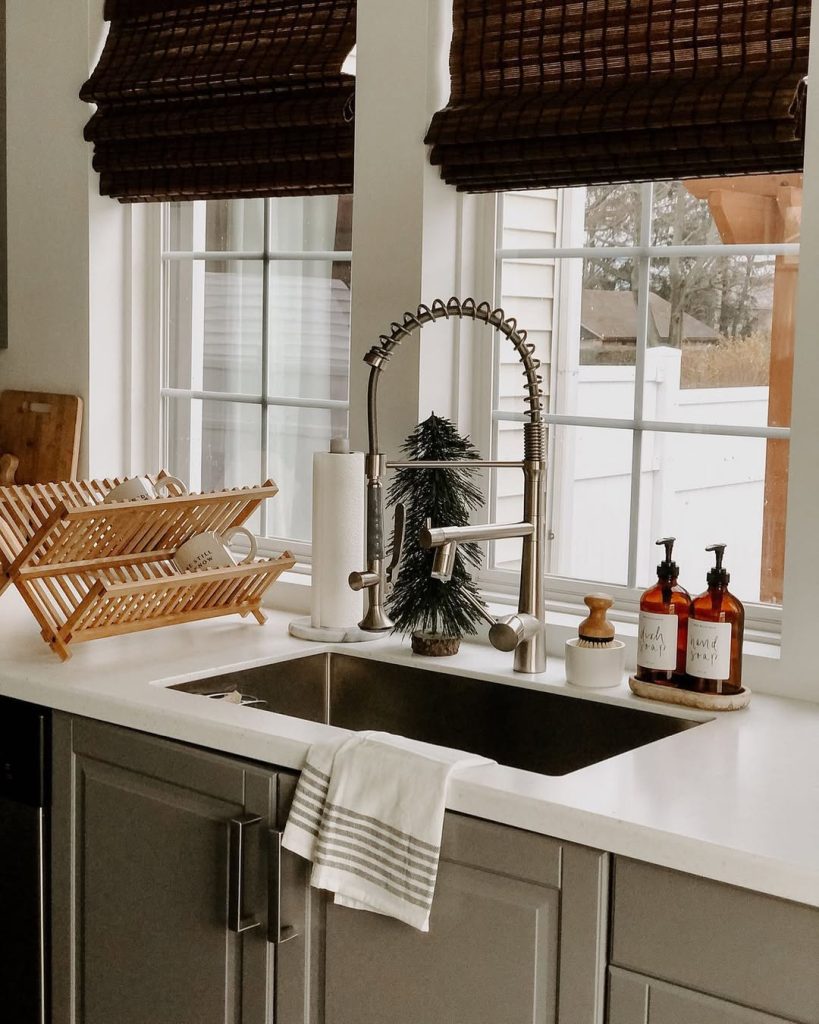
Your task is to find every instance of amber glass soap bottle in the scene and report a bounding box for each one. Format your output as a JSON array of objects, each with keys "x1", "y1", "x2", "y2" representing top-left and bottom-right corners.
[
  {"x1": 636, "y1": 537, "x2": 691, "y2": 685},
  {"x1": 686, "y1": 544, "x2": 745, "y2": 695}
]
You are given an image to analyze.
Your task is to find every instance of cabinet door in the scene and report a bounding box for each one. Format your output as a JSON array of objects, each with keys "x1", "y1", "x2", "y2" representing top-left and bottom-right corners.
[
  {"x1": 324, "y1": 858, "x2": 557, "y2": 1024},
  {"x1": 608, "y1": 968, "x2": 801, "y2": 1024},
  {"x1": 51, "y1": 714, "x2": 281, "y2": 1024},
  {"x1": 611, "y1": 858, "x2": 819, "y2": 1022},
  {"x1": 280, "y1": 811, "x2": 608, "y2": 1024}
]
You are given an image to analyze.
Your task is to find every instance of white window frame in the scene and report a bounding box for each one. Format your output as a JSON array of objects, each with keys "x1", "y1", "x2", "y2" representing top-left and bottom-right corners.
[
  {"x1": 158, "y1": 199, "x2": 352, "y2": 563},
  {"x1": 480, "y1": 183, "x2": 794, "y2": 641}
]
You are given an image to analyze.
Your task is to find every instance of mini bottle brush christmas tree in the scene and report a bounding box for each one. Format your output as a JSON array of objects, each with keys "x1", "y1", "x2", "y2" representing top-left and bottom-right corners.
[{"x1": 387, "y1": 413, "x2": 487, "y2": 656}]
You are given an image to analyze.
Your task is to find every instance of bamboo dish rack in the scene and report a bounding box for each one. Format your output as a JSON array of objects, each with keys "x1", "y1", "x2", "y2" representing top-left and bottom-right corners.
[{"x1": 0, "y1": 475, "x2": 294, "y2": 660}]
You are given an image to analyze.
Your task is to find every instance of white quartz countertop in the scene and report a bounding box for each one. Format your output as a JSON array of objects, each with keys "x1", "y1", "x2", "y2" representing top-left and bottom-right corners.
[{"x1": 1, "y1": 588, "x2": 817, "y2": 909}]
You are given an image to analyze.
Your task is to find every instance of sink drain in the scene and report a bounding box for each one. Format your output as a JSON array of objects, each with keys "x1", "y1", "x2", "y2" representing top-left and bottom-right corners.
[{"x1": 203, "y1": 690, "x2": 268, "y2": 709}]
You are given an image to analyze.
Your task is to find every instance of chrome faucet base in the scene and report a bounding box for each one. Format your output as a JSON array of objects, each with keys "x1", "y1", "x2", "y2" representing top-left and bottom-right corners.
[
  {"x1": 350, "y1": 559, "x2": 395, "y2": 632},
  {"x1": 513, "y1": 624, "x2": 548, "y2": 674},
  {"x1": 359, "y1": 605, "x2": 394, "y2": 633}
]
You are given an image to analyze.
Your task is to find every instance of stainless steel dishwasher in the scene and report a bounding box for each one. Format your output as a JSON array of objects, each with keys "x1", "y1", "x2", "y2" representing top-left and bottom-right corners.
[{"x1": 0, "y1": 696, "x2": 49, "y2": 1024}]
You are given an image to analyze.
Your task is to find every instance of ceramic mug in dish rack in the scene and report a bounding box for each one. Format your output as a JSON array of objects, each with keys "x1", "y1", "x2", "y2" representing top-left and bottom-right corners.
[
  {"x1": 172, "y1": 526, "x2": 257, "y2": 574},
  {"x1": 103, "y1": 475, "x2": 188, "y2": 503}
]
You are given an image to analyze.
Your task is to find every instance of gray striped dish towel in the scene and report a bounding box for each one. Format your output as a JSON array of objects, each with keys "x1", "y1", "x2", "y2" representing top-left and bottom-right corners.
[{"x1": 282, "y1": 730, "x2": 493, "y2": 931}]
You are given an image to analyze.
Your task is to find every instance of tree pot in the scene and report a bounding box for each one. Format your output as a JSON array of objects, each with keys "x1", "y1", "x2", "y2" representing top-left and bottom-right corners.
[{"x1": 411, "y1": 631, "x2": 461, "y2": 657}]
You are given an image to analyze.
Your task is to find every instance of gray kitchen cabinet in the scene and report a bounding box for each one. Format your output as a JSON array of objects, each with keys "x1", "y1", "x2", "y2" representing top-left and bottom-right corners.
[
  {"x1": 277, "y1": 805, "x2": 609, "y2": 1024},
  {"x1": 608, "y1": 967, "x2": 800, "y2": 1024},
  {"x1": 610, "y1": 858, "x2": 819, "y2": 1024},
  {"x1": 50, "y1": 713, "x2": 292, "y2": 1024},
  {"x1": 50, "y1": 713, "x2": 610, "y2": 1024}
]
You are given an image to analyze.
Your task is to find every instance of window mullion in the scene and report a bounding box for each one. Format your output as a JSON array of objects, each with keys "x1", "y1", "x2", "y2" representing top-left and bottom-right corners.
[
  {"x1": 497, "y1": 243, "x2": 798, "y2": 260},
  {"x1": 489, "y1": 192, "x2": 505, "y2": 570},
  {"x1": 626, "y1": 182, "x2": 655, "y2": 588},
  {"x1": 260, "y1": 199, "x2": 271, "y2": 538},
  {"x1": 160, "y1": 205, "x2": 171, "y2": 473},
  {"x1": 162, "y1": 249, "x2": 351, "y2": 262},
  {"x1": 491, "y1": 409, "x2": 789, "y2": 441}
]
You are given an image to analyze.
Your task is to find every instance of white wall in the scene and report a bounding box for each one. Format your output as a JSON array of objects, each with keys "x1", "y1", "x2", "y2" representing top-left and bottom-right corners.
[
  {"x1": 781, "y1": 1, "x2": 819, "y2": 694},
  {"x1": 2, "y1": 2, "x2": 92, "y2": 445},
  {"x1": 348, "y1": 0, "x2": 459, "y2": 460},
  {"x1": 0, "y1": 0, "x2": 133, "y2": 477}
]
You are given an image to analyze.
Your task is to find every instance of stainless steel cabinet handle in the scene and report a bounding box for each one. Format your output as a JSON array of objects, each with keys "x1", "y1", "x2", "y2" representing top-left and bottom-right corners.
[
  {"x1": 228, "y1": 814, "x2": 263, "y2": 933},
  {"x1": 269, "y1": 828, "x2": 298, "y2": 945}
]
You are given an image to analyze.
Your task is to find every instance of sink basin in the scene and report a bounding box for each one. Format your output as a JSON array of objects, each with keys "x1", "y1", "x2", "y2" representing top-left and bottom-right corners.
[
  {"x1": 169, "y1": 655, "x2": 700, "y2": 774},
  {"x1": 170, "y1": 653, "x2": 700, "y2": 776}
]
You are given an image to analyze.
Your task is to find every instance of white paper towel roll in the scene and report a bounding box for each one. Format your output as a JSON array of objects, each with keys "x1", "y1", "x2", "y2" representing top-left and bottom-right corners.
[{"x1": 311, "y1": 449, "x2": 365, "y2": 629}]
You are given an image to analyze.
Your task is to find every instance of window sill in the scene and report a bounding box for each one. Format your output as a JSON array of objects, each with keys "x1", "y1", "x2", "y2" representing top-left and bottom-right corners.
[{"x1": 262, "y1": 565, "x2": 311, "y2": 616}]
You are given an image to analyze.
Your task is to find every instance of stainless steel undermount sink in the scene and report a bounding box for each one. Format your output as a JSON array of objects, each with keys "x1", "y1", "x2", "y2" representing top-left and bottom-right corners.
[{"x1": 169, "y1": 653, "x2": 701, "y2": 776}]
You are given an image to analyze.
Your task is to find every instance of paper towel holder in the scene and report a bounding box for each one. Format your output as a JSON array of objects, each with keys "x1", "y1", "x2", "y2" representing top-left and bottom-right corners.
[
  {"x1": 290, "y1": 501, "x2": 403, "y2": 643},
  {"x1": 289, "y1": 437, "x2": 385, "y2": 644}
]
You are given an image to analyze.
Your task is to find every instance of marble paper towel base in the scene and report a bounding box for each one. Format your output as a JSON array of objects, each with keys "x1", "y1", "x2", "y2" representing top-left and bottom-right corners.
[{"x1": 289, "y1": 617, "x2": 382, "y2": 644}]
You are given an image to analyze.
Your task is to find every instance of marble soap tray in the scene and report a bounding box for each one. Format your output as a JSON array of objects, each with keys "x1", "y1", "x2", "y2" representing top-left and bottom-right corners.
[{"x1": 629, "y1": 676, "x2": 751, "y2": 712}]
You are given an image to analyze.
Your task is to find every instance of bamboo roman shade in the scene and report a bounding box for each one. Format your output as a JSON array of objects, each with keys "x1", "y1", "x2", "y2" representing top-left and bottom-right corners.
[
  {"x1": 425, "y1": 0, "x2": 811, "y2": 191},
  {"x1": 81, "y1": 0, "x2": 356, "y2": 202}
]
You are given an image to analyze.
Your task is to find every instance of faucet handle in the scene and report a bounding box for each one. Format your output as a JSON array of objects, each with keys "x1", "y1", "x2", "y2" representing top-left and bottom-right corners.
[
  {"x1": 489, "y1": 613, "x2": 540, "y2": 653},
  {"x1": 348, "y1": 570, "x2": 380, "y2": 592},
  {"x1": 385, "y1": 502, "x2": 405, "y2": 595}
]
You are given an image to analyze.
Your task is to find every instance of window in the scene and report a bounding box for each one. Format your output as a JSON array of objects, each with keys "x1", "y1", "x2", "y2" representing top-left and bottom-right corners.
[
  {"x1": 489, "y1": 177, "x2": 800, "y2": 622},
  {"x1": 160, "y1": 196, "x2": 353, "y2": 556}
]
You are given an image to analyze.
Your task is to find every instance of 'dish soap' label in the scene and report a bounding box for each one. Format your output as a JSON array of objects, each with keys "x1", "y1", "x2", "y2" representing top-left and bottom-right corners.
[
  {"x1": 686, "y1": 619, "x2": 732, "y2": 679},
  {"x1": 637, "y1": 612, "x2": 678, "y2": 670}
]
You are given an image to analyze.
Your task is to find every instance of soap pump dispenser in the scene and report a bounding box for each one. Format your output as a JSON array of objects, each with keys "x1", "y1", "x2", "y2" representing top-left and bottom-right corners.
[
  {"x1": 686, "y1": 544, "x2": 745, "y2": 694},
  {"x1": 636, "y1": 537, "x2": 691, "y2": 686}
]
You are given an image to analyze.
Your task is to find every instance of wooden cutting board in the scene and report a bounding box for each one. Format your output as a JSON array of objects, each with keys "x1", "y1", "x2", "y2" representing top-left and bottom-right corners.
[{"x1": 0, "y1": 390, "x2": 83, "y2": 483}]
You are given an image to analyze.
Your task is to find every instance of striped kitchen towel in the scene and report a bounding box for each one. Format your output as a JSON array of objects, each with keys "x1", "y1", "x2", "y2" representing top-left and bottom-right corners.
[{"x1": 282, "y1": 730, "x2": 493, "y2": 931}]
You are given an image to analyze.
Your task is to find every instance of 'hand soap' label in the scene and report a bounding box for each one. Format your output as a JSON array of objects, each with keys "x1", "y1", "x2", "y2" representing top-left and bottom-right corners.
[
  {"x1": 637, "y1": 611, "x2": 678, "y2": 670},
  {"x1": 686, "y1": 619, "x2": 732, "y2": 679}
]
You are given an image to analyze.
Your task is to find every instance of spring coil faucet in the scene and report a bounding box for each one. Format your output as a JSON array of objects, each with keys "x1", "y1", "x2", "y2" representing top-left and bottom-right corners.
[{"x1": 348, "y1": 297, "x2": 547, "y2": 673}]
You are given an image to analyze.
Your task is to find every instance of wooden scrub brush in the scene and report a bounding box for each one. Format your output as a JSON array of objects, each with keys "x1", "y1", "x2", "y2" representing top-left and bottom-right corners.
[{"x1": 577, "y1": 593, "x2": 616, "y2": 648}]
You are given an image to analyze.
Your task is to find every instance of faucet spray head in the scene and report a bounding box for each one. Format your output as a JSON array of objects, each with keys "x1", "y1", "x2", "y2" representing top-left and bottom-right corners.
[
  {"x1": 431, "y1": 540, "x2": 457, "y2": 582},
  {"x1": 423, "y1": 518, "x2": 458, "y2": 581}
]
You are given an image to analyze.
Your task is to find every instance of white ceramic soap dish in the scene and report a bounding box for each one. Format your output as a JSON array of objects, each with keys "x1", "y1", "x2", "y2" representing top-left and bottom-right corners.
[{"x1": 565, "y1": 637, "x2": 626, "y2": 688}]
